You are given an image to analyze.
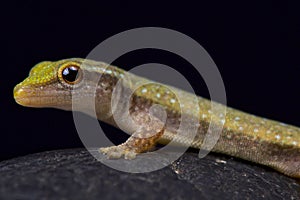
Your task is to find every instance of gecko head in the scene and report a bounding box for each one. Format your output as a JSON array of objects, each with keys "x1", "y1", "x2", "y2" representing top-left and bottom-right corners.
[{"x1": 14, "y1": 58, "x2": 120, "y2": 115}]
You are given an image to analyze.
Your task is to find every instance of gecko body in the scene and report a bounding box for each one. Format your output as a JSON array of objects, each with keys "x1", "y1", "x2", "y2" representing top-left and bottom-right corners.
[{"x1": 13, "y1": 58, "x2": 300, "y2": 178}]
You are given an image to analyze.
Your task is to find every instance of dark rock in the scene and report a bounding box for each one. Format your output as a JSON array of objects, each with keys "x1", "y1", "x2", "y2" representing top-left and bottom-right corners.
[{"x1": 0, "y1": 149, "x2": 298, "y2": 200}]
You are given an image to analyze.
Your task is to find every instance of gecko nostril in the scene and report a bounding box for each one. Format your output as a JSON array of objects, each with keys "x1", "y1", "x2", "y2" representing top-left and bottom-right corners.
[
  {"x1": 13, "y1": 84, "x2": 23, "y2": 97},
  {"x1": 13, "y1": 84, "x2": 27, "y2": 104},
  {"x1": 13, "y1": 83, "x2": 35, "y2": 102}
]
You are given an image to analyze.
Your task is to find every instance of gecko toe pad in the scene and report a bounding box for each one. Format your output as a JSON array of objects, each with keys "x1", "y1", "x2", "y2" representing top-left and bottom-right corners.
[{"x1": 99, "y1": 145, "x2": 137, "y2": 160}]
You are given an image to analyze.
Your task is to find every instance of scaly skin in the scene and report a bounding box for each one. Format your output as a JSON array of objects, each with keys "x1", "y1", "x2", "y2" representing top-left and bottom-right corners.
[{"x1": 14, "y1": 58, "x2": 300, "y2": 178}]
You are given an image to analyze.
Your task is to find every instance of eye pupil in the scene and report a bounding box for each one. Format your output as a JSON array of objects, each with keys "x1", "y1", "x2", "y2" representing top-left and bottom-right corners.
[{"x1": 62, "y1": 66, "x2": 81, "y2": 83}]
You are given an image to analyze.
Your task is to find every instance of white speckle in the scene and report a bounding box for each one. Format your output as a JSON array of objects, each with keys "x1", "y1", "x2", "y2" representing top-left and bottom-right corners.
[
  {"x1": 219, "y1": 113, "x2": 224, "y2": 118},
  {"x1": 254, "y1": 128, "x2": 259, "y2": 133},
  {"x1": 275, "y1": 135, "x2": 281, "y2": 140},
  {"x1": 101, "y1": 82, "x2": 108, "y2": 87},
  {"x1": 208, "y1": 110, "x2": 212, "y2": 114},
  {"x1": 226, "y1": 134, "x2": 232, "y2": 139},
  {"x1": 106, "y1": 70, "x2": 112, "y2": 74},
  {"x1": 156, "y1": 93, "x2": 161, "y2": 98},
  {"x1": 279, "y1": 123, "x2": 287, "y2": 126},
  {"x1": 235, "y1": 117, "x2": 240, "y2": 121},
  {"x1": 239, "y1": 127, "x2": 244, "y2": 131},
  {"x1": 170, "y1": 99, "x2": 176, "y2": 104},
  {"x1": 202, "y1": 114, "x2": 207, "y2": 118},
  {"x1": 141, "y1": 88, "x2": 147, "y2": 93},
  {"x1": 220, "y1": 119, "x2": 225, "y2": 124},
  {"x1": 120, "y1": 74, "x2": 124, "y2": 78},
  {"x1": 215, "y1": 159, "x2": 227, "y2": 164},
  {"x1": 292, "y1": 141, "x2": 297, "y2": 145}
]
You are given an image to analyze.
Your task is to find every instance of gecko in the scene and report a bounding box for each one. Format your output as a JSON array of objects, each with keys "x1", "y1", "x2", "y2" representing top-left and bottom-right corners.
[{"x1": 13, "y1": 58, "x2": 300, "y2": 178}]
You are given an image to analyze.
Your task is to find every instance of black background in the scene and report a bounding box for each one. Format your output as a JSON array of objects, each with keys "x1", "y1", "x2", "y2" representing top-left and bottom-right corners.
[{"x1": 1, "y1": 1, "x2": 300, "y2": 161}]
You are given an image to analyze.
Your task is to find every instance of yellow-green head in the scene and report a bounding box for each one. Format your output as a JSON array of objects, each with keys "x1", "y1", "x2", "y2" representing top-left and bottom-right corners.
[{"x1": 13, "y1": 58, "x2": 120, "y2": 113}]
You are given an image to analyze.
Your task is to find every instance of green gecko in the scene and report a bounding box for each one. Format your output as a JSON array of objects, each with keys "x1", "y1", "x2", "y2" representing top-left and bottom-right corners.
[{"x1": 13, "y1": 58, "x2": 300, "y2": 178}]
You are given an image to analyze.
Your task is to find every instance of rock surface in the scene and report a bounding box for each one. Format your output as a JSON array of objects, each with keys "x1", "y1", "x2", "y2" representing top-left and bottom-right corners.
[{"x1": 0, "y1": 148, "x2": 298, "y2": 200}]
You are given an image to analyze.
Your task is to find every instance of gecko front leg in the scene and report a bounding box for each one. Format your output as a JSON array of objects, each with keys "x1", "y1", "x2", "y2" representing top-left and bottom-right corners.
[{"x1": 99, "y1": 108, "x2": 166, "y2": 160}]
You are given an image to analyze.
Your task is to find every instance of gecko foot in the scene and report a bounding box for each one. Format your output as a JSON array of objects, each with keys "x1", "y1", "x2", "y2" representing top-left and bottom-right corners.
[{"x1": 99, "y1": 144, "x2": 137, "y2": 160}]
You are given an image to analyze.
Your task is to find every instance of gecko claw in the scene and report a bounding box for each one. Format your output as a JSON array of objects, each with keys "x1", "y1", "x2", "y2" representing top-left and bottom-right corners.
[{"x1": 99, "y1": 145, "x2": 137, "y2": 160}]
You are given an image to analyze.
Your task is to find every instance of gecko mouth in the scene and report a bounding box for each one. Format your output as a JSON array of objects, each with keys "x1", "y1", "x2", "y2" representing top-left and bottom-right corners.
[
  {"x1": 14, "y1": 94, "x2": 72, "y2": 109},
  {"x1": 13, "y1": 85, "x2": 69, "y2": 108},
  {"x1": 14, "y1": 95, "x2": 51, "y2": 107}
]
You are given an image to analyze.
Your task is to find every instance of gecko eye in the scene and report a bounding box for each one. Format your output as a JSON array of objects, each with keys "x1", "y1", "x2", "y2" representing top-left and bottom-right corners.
[{"x1": 61, "y1": 65, "x2": 82, "y2": 84}]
